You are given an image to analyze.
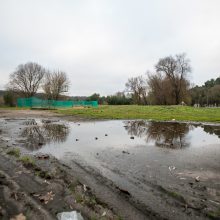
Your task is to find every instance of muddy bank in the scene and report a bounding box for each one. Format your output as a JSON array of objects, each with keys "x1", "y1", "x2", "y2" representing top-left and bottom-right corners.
[
  {"x1": 0, "y1": 111, "x2": 220, "y2": 220},
  {"x1": 0, "y1": 145, "x2": 122, "y2": 220}
]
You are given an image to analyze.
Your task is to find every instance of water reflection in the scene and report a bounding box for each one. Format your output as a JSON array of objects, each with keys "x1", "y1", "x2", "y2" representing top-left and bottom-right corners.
[
  {"x1": 202, "y1": 125, "x2": 220, "y2": 139},
  {"x1": 21, "y1": 121, "x2": 69, "y2": 150},
  {"x1": 124, "y1": 121, "x2": 192, "y2": 149}
]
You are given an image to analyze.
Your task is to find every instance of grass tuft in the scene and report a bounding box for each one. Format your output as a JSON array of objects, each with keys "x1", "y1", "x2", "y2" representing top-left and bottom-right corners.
[
  {"x1": 20, "y1": 156, "x2": 35, "y2": 167},
  {"x1": 7, "y1": 148, "x2": 20, "y2": 158}
]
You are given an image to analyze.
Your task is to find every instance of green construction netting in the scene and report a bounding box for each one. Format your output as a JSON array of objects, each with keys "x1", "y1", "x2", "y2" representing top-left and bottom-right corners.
[{"x1": 17, "y1": 97, "x2": 98, "y2": 108}]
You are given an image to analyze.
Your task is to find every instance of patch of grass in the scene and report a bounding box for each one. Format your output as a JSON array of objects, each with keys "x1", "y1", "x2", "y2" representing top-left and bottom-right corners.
[
  {"x1": 53, "y1": 105, "x2": 220, "y2": 123},
  {"x1": 0, "y1": 106, "x2": 30, "y2": 110},
  {"x1": 158, "y1": 185, "x2": 186, "y2": 204},
  {"x1": 207, "y1": 209, "x2": 220, "y2": 219},
  {"x1": 167, "y1": 191, "x2": 186, "y2": 204},
  {"x1": 20, "y1": 156, "x2": 35, "y2": 168},
  {"x1": 35, "y1": 170, "x2": 52, "y2": 179},
  {"x1": 75, "y1": 194, "x2": 84, "y2": 203},
  {"x1": 68, "y1": 180, "x2": 80, "y2": 193},
  {"x1": 85, "y1": 196, "x2": 97, "y2": 207},
  {"x1": 7, "y1": 148, "x2": 20, "y2": 158}
]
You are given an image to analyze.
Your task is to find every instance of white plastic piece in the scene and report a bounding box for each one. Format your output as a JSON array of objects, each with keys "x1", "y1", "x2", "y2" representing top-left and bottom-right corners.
[{"x1": 57, "y1": 211, "x2": 84, "y2": 220}]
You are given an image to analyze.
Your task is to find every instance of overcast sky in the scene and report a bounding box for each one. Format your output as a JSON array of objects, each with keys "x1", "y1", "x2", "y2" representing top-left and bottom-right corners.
[{"x1": 0, "y1": 0, "x2": 220, "y2": 96}]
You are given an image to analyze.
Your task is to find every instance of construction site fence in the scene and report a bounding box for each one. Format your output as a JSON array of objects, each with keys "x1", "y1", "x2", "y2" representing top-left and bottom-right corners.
[{"x1": 17, "y1": 97, "x2": 98, "y2": 108}]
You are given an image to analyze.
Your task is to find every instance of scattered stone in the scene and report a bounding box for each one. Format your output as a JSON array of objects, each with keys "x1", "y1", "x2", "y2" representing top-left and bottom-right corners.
[
  {"x1": 130, "y1": 136, "x2": 134, "y2": 139},
  {"x1": 36, "y1": 154, "x2": 50, "y2": 160},
  {"x1": 95, "y1": 137, "x2": 98, "y2": 140},
  {"x1": 195, "y1": 176, "x2": 200, "y2": 182},
  {"x1": 83, "y1": 184, "x2": 91, "y2": 192},
  {"x1": 122, "y1": 150, "x2": 130, "y2": 154},
  {"x1": 76, "y1": 139, "x2": 79, "y2": 141},
  {"x1": 105, "y1": 134, "x2": 108, "y2": 136},
  {"x1": 39, "y1": 191, "x2": 55, "y2": 204},
  {"x1": 116, "y1": 186, "x2": 131, "y2": 196}
]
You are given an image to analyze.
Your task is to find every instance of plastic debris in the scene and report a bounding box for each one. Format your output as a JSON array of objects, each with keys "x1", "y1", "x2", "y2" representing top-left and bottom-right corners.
[
  {"x1": 169, "y1": 166, "x2": 176, "y2": 171},
  {"x1": 195, "y1": 176, "x2": 200, "y2": 182},
  {"x1": 102, "y1": 211, "x2": 107, "y2": 217},
  {"x1": 57, "y1": 211, "x2": 84, "y2": 220}
]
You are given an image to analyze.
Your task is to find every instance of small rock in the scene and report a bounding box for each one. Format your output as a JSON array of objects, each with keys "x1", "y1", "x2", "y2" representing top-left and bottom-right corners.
[
  {"x1": 116, "y1": 187, "x2": 131, "y2": 196},
  {"x1": 130, "y1": 136, "x2": 134, "y2": 139},
  {"x1": 122, "y1": 150, "x2": 130, "y2": 154},
  {"x1": 195, "y1": 176, "x2": 200, "y2": 182},
  {"x1": 76, "y1": 139, "x2": 79, "y2": 141},
  {"x1": 102, "y1": 211, "x2": 107, "y2": 217},
  {"x1": 105, "y1": 134, "x2": 108, "y2": 136},
  {"x1": 95, "y1": 137, "x2": 98, "y2": 140},
  {"x1": 36, "y1": 154, "x2": 50, "y2": 160}
]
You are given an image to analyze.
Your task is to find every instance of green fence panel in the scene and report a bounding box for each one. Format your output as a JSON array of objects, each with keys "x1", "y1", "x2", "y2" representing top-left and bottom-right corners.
[{"x1": 17, "y1": 97, "x2": 98, "y2": 108}]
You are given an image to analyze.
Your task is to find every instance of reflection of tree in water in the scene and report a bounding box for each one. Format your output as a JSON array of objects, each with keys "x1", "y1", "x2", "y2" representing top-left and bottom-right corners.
[
  {"x1": 21, "y1": 121, "x2": 69, "y2": 150},
  {"x1": 202, "y1": 125, "x2": 220, "y2": 139},
  {"x1": 124, "y1": 120, "x2": 148, "y2": 137},
  {"x1": 124, "y1": 120, "x2": 191, "y2": 149}
]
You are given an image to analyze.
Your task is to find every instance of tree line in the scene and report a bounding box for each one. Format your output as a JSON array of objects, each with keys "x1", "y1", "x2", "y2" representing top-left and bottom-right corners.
[
  {"x1": 3, "y1": 54, "x2": 220, "y2": 107},
  {"x1": 86, "y1": 53, "x2": 219, "y2": 106},
  {"x1": 190, "y1": 77, "x2": 220, "y2": 106},
  {"x1": 4, "y1": 62, "x2": 70, "y2": 106},
  {"x1": 88, "y1": 53, "x2": 193, "y2": 105}
]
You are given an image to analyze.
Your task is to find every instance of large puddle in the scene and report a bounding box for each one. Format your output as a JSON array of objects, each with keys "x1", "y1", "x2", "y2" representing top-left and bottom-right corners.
[
  {"x1": 2, "y1": 118, "x2": 220, "y2": 217},
  {"x1": 20, "y1": 120, "x2": 220, "y2": 178},
  {"x1": 26, "y1": 120, "x2": 220, "y2": 156}
]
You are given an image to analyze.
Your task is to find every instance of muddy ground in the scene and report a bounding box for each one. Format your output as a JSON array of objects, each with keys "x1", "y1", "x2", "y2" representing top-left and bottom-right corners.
[{"x1": 0, "y1": 109, "x2": 220, "y2": 220}]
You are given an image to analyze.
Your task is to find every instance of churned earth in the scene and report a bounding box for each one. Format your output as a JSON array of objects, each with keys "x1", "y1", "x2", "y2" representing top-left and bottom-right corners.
[{"x1": 0, "y1": 109, "x2": 220, "y2": 220}]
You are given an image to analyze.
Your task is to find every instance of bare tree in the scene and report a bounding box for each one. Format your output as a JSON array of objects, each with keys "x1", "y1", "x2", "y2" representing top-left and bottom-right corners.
[
  {"x1": 155, "y1": 53, "x2": 191, "y2": 104},
  {"x1": 8, "y1": 62, "x2": 45, "y2": 97},
  {"x1": 147, "y1": 72, "x2": 169, "y2": 105},
  {"x1": 42, "y1": 71, "x2": 70, "y2": 100},
  {"x1": 125, "y1": 75, "x2": 147, "y2": 104}
]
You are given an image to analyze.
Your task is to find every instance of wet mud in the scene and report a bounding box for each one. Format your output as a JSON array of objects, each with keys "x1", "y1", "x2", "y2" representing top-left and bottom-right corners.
[{"x1": 0, "y1": 110, "x2": 220, "y2": 220}]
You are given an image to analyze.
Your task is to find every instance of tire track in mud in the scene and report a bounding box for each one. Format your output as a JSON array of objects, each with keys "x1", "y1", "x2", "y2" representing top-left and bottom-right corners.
[
  {"x1": 0, "y1": 155, "x2": 55, "y2": 220},
  {"x1": 65, "y1": 156, "x2": 210, "y2": 220}
]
